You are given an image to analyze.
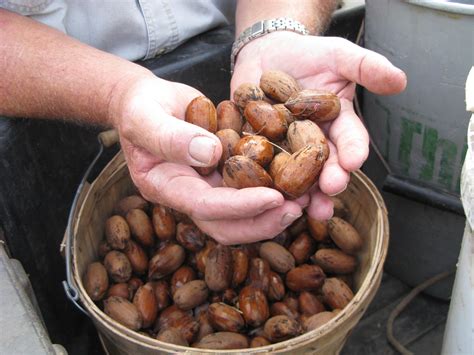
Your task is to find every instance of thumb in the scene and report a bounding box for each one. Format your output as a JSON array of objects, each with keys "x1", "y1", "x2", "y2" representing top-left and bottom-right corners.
[{"x1": 117, "y1": 88, "x2": 222, "y2": 167}]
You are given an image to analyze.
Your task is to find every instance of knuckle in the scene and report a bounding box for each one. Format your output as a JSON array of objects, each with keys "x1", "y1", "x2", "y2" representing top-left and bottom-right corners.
[
  {"x1": 119, "y1": 116, "x2": 135, "y2": 140},
  {"x1": 158, "y1": 122, "x2": 178, "y2": 161}
]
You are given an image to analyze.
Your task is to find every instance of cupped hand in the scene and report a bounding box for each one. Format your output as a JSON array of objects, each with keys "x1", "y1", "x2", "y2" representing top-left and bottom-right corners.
[
  {"x1": 231, "y1": 31, "x2": 407, "y2": 219},
  {"x1": 110, "y1": 76, "x2": 305, "y2": 244}
]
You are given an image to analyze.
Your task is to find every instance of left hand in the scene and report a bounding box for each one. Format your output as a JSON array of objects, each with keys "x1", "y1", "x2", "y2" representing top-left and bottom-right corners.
[
  {"x1": 231, "y1": 31, "x2": 407, "y2": 220},
  {"x1": 112, "y1": 76, "x2": 306, "y2": 245}
]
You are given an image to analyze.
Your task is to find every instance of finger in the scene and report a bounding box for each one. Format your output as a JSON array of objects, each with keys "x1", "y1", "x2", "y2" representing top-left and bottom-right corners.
[
  {"x1": 306, "y1": 188, "x2": 334, "y2": 221},
  {"x1": 230, "y1": 58, "x2": 263, "y2": 96},
  {"x1": 119, "y1": 89, "x2": 222, "y2": 168},
  {"x1": 328, "y1": 37, "x2": 407, "y2": 95},
  {"x1": 201, "y1": 169, "x2": 223, "y2": 188},
  {"x1": 294, "y1": 193, "x2": 310, "y2": 209},
  {"x1": 329, "y1": 99, "x2": 370, "y2": 171},
  {"x1": 194, "y1": 201, "x2": 303, "y2": 245},
  {"x1": 318, "y1": 140, "x2": 350, "y2": 195},
  {"x1": 127, "y1": 157, "x2": 285, "y2": 221},
  {"x1": 120, "y1": 138, "x2": 163, "y2": 173}
]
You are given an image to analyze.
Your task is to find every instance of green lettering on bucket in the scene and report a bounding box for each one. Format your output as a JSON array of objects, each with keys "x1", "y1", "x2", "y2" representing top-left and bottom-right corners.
[
  {"x1": 419, "y1": 127, "x2": 438, "y2": 181},
  {"x1": 438, "y1": 139, "x2": 457, "y2": 189},
  {"x1": 399, "y1": 118, "x2": 422, "y2": 174},
  {"x1": 374, "y1": 98, "x2": 391, "y2": 159}
]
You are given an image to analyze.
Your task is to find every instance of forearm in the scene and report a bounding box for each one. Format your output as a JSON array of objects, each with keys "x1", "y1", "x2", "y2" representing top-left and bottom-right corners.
[
  {"x1": 0, "y1": 9, "x2": 152, "y2": 125},
  {"x1": 235, "y1": 0, "x2": 339, "y2": 36}
]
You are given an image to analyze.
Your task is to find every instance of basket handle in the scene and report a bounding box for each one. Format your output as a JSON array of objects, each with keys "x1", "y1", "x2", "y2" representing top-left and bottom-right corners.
[
  {"x1": 62, "y1": 129, "x2": 119, "y2": 317},
  {"x1": 98, "y1": 129, "x2": 120, "y2": 148}
]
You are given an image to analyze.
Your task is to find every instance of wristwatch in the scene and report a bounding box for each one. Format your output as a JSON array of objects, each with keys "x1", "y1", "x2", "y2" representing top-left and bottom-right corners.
[{"x1": 230, "y1": 17, "x2": 310, "y2": 72}]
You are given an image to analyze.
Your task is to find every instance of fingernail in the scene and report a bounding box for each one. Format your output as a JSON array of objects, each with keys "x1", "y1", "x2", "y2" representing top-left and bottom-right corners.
[
  {"x1": 189, "y1": 136, "x2": 217, "y2": 165},
  {"x1": 281, "y1": 212, "x2": 302, "y2": 227},
  {"x1": 328, "y1": 183, "x2": 348, "y2": 197}
]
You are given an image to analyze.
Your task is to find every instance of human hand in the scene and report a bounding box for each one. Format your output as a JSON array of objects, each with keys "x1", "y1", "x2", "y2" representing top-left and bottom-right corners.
[
  {"x1": 110, "y1": 76, "x2": 305, "y2": 244},
  {"x1": 231, "y1": 32, "x2": 407, "y2": 219}
]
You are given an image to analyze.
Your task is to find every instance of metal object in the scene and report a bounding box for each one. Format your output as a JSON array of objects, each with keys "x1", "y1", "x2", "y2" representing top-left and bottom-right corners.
[
  {"x1": 62, "y1": 130, "x2": 119, "y2": 316},
  {"x1": 230, "y1": 17, "x2": 309, "y2": 72}
]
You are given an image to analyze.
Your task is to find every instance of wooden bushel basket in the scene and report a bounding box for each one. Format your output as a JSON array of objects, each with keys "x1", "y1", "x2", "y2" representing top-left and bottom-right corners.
[{"x1": 69, "y1": 151, "x2": 389, "y2": 354}]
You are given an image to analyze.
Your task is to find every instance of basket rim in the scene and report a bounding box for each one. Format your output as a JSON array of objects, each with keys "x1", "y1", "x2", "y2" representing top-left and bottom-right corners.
[{"x1": 72, "y1": 152, "x2": 389, "y2": 353}]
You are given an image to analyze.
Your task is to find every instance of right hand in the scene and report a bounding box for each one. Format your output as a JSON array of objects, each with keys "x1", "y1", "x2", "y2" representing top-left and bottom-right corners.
[
  {"x1": 110, "y1": 75, "x2": 305, "y2": 244},
  {"x1": 231, "y1": 33, "x2": 407, "y2": 221}
]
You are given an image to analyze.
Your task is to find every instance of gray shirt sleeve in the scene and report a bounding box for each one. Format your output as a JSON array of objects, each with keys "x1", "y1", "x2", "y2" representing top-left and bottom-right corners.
[
  {"x1": 1, "y1": 0, "x2": 67, "y2": 32},
  {"x1": 1, "y1": 0, "x2": 236, "y2": 61}
]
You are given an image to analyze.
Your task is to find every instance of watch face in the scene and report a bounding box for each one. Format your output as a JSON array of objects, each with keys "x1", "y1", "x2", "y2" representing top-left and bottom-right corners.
[{"x1": 250, "y1": 21, "x2": 265, "y2": 36}]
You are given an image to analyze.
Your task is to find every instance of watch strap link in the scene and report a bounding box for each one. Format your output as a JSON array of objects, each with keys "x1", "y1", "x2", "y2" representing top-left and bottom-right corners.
[{"x1": 231, "y1": 17, "x2": 310, "y2": 72}]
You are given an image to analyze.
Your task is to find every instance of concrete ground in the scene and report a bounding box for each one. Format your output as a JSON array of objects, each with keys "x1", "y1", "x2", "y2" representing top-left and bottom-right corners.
[{"x1": 343, "y1": 272, "x2": 449, "y2": 355}]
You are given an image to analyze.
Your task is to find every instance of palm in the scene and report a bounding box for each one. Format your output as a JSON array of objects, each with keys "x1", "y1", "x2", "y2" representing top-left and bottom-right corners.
[
  {"x1": 231, "y1": 32, "x2": 406, "y2": 218},
  {"x1": 232, "y1": 34, "x2": 356, "y2": 97}
]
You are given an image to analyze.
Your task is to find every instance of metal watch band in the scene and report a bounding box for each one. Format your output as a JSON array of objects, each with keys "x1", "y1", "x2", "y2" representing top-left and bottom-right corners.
[{"x1": 230, "y1": 17, "x2": 310, "y2": 73}]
